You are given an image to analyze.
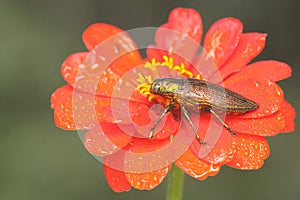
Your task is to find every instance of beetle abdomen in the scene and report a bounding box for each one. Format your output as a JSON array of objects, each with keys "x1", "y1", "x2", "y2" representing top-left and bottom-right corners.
[{"x1": 180, "y1": 79, "x2": 258, "y2": 113}]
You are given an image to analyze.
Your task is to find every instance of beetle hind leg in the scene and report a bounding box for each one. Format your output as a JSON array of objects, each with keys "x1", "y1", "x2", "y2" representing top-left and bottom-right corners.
[{"x1": 208, "y1": 109, "x2": 237, "y2": 136}]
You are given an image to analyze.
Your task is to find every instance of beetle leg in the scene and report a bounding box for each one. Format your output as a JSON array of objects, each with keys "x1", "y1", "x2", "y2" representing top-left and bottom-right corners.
[
  {"x1": 149, "y1": 98, "x2": 175, "y2": 139},
  {"x1": 180, "y1": 104, "x2": 206, "y2": 145},
  {"x1": 208, "y1": 109, "x2": 237, "y2": 136}
]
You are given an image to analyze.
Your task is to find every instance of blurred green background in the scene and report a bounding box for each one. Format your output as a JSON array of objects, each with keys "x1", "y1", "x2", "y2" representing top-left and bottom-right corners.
[{"x1": 0, "y1": 0, "x2": 299, "y2": 199}]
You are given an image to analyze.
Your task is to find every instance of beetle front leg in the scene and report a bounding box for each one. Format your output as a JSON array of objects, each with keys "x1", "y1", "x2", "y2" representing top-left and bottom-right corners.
[
  {"x1": 149, "y1": 98, "x2": 175, "y2": 139},
  {"x1": 180, "y1": 104, "x2": 206, "y2": 145}
]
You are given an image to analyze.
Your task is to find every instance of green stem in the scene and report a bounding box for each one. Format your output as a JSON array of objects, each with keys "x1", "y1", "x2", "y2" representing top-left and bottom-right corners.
[{"x1": 166, "y1": 164, "x2": 185, "y2": 200}]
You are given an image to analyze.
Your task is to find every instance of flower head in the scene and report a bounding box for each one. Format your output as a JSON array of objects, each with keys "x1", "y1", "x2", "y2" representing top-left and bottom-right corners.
[{"x1": 51, "y1": 8, "x2": 295, "y2": 192}]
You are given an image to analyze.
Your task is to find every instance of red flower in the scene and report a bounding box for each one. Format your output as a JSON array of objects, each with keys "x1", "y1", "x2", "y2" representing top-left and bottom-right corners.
[{"x1": 51, "y1": 8, "x2": 295, "y2": 192}]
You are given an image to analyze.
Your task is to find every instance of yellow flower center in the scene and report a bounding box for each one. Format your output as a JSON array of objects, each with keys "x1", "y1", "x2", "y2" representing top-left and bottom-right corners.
[{"x1": 136, "y1": 56, "x2": 202, "y2": 102}]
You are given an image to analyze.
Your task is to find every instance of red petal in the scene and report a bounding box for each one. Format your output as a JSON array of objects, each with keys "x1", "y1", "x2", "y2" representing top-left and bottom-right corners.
[
  {"x1": 51, "y1": 85, "x2": 73, "y2": 110},
  {"x1": 64, "y1": 24, "x2": 143, "y2": 96},
  {"x1": 126, "y1": 137, "x2": 171, "y2": 153},
  {"x1": 51, "y1": 85, "x2": 90, "y2": 130},
  {"x1": 202, "y1": 18, "x2": 243, "y2": 67},
  {"x1": 211, "y1": 33, "x2": 267, "y2": 81},
  {"x1": 152, "y1": 113, "x2": 180, "y2": 140},
  {"x1": 188, "y1": 113, "x2": 236, "y2": 165},
  {"x1": 60, "y1": 52, "x2": 88, "y2": 86},
  {"x1": 167, "y1": 8, "x2": 203, "y2": 43},
  {"x1": 146, "y1": 45, "x2": 165, "y2": 63},
  {"x1": 226, "y1": 79, "x2": 284, "y2": 118},
  {"x1": 82, "y1": 23, "x2": 123, "y2": 51},
  {"x1": 226, "y1": 111, "x2": 285, "y2": 136},
  {"x1": 129, "y1": 103, "x2": 151, "y2": 126},
  {"x1": 84, "y1": 124, "x2": 132, "y2": 156},
  {"x1": 280, "y1": 101, "x2": 296, "y2": 133},
  {"x1": 226, "y1": 133, "x2": 270, "y2": 170},
  {"x1": 154, "y1": 8, "x2": 203, "y2": 65},
  {"x1": 129, "y1": 99, "x2": 180, "y2": 139},
  {"x1": 125, "y1": 165, "x2": 170, "y2": 190},
  {"x1": 51, "y1": 85, "x2": 146, "y2": 129},
  {"x1": 224, "y1": 60, "x2": 292, "y2": 85},
  {"x1": 117, "y1": 137, "x2": 176, "y2": 174},
  {"x1": 175, "y1": 149, "x2": 220, "y2": 180},
  {"x1": 104, "y1": 164, "x2": 131, "y2": 192},
  {"x1": 96, "y1": 50, "x2": 143, "y2": 96}
]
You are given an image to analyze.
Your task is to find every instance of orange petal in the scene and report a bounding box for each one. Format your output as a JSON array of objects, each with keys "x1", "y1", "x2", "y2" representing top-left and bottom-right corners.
[
  {"x1": 125, "y1": 165, "x2": 170, "y2": 190},
  {"x1": 226, "y1": 79, "x2": 284, "y2": 118},
  {"x1": 211, "y1": 33, "x2": 267, "y2": 81},
  {"x1": 224, "y1": 60, "x2": 292, "y2": 85},
  {"x1": 202, "y1": 17, "x2": 243, "y2": 68},
  {"x1": 104, "y1": 164, "x2": 131, "y2": 192},
  {"x1": 226, "y1": 133, "x2": 270, "y2": 170},
  {"x1": 280, "y1": 100, "x2": 296, "y2": 133},
  {"x1": 84, "y1": 124, "x2": 132, "y2": 156},
  {"x1": 175, "y1": 149, "x2": 220, "y2": 180},
  {"x1": 226, "y1": 111, "x2": 285, "y2": 136}
]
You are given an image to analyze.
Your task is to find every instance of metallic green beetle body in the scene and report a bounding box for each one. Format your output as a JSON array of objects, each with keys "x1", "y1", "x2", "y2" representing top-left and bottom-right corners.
[
  {"x1": 150, "y1": 78, "x2": 258, "y2": 113},
  {"x1": 149, "y1": 78, "x2": 259, "y2": 144}
]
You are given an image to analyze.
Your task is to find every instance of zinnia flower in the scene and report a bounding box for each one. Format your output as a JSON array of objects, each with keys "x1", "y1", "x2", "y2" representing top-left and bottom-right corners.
[{"x1": 51, "y1": 7, "x2": 295, "y2": 192}]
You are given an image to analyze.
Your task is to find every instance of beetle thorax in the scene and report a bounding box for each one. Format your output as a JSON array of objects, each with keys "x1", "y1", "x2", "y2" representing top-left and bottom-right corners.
[{"x1": 150, "y1": 78, "x2": 181, "y2": 98}]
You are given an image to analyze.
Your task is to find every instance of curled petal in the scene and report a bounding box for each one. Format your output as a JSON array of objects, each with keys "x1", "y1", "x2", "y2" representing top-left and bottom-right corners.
[
  {"x1": 84, "y1": 124, "x2": 132, "y2": 156},
  {"x1": 175, "y1": 149, "x2": 220, "y2": 180},
  {"x1": 202, "y1": 17, "x2": 243, "y2": 68},
  {"x1": 280, "y1": 101, "x2": 296, "y2": 133},
  {"x1": 125, "y1": 165, "x2": 170, "y2": 190},
  {"x1": 226, "y1": 112, "x2": 285, "y2": 136},
  {"x1": 104, "y1": 164, "x2": 131, "y2": 192},
  {"x1": 226, "y1": 79, "x2": 284, "y2": 118},
  {"x1": 212, "y1": 33, "x2": 267, "y2": 81},
  {"x1": 226, "y1": 133, "x2": 270, "y2": 170}
]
